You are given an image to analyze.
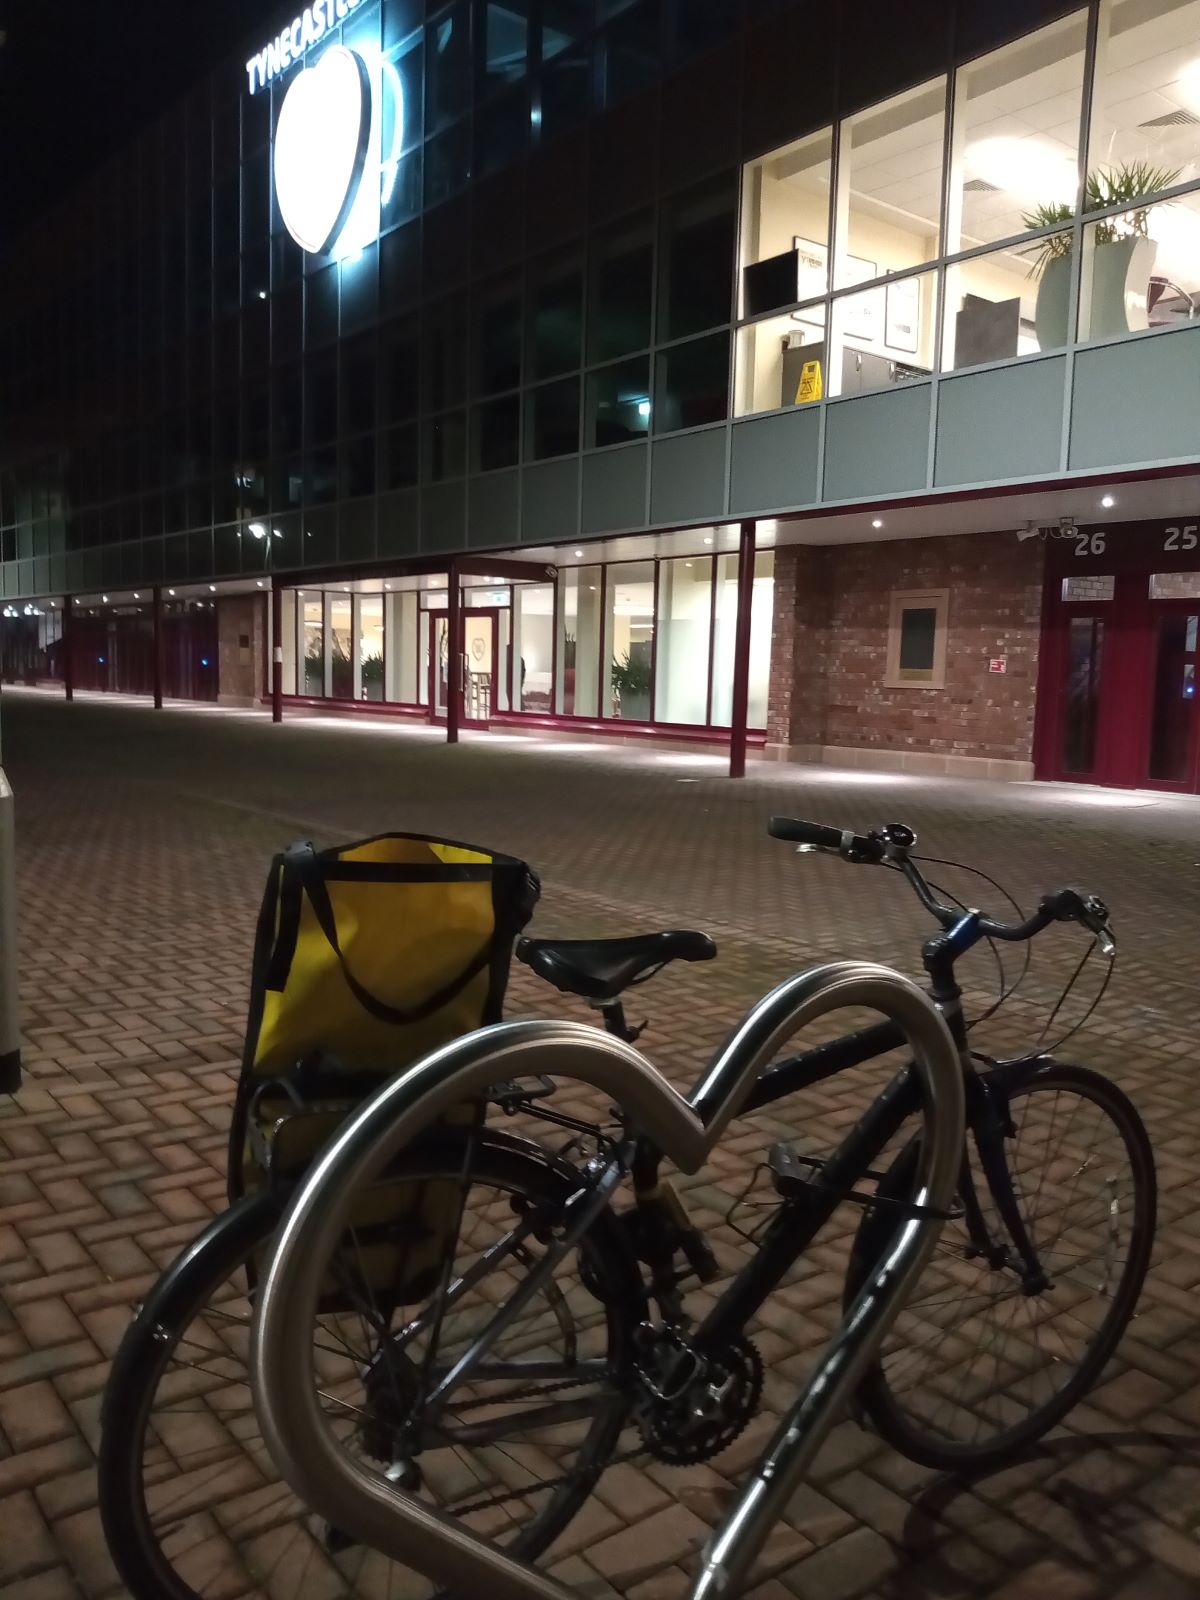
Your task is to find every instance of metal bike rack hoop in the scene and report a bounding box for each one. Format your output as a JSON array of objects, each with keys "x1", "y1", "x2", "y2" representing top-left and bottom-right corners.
[{"x1": 251, "y1": 961, "x2": 964, "y2": 1600}]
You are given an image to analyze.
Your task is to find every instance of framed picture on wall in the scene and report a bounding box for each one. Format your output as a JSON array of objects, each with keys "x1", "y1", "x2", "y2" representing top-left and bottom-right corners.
[
  {"x1": 791, "y1": 237, "x2": 827, "y2": 328},
  {"x1": 885, "y1": 275, "x2": 921, "y2": 354},
  {"x1": 841, "y1": 255, "x2": 883, "y2": 342}
]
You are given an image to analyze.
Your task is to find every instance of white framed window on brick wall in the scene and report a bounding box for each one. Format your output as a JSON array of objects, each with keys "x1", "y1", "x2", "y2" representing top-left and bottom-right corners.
[{"x1": 885, "y1": 589, "x2": 948, "y2": 690}]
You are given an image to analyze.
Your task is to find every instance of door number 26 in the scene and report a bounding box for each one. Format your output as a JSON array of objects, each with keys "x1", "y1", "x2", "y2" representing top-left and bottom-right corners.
[{"x1": 1164, "y1": 524, "x2": 1199, "y2": 552}]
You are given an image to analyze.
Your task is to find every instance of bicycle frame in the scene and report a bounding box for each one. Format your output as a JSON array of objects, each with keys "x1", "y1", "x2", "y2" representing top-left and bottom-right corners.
[{"x1": 251, "y1": 961, "x2": 964, "y2": 1600}]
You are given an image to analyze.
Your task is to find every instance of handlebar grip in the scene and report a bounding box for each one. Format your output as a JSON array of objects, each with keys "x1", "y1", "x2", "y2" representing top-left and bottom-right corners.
[{"x1": 768, "y1": 817, "x2": 847, "y2": 850}]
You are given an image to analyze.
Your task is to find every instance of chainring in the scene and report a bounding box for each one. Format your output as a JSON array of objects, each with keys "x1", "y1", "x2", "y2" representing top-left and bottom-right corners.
[{"x1": 636, "y1": 1335, "x2": 763, "y2": 1466}]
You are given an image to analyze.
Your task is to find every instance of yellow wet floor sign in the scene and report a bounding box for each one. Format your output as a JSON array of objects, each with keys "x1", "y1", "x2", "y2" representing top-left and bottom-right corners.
[{"x1": 795, "y1": 359, "x2": 823, "y2": 404}]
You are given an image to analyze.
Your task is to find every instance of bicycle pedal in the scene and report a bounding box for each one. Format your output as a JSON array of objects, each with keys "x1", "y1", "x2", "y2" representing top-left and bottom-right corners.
[{"x1": 767, "y1": 1142, "x2": 825, "y2": 1196}]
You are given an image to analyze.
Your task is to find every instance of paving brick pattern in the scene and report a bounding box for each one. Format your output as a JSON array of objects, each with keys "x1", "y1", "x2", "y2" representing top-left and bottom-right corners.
[{"x1": 2, "y1": 689, "x2": 1200, "y2": 1598}]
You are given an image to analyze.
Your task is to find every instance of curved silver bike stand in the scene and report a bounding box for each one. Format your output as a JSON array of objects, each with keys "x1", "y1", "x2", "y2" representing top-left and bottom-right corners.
[{"x1": 252, "y1": 961, "x2": 964, "y2": 1600}]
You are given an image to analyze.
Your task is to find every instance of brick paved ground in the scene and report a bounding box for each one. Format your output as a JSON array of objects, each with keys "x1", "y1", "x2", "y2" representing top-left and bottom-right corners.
[{"x1": 2, "y1": 687, "x2": 1200, "y2": 1600}]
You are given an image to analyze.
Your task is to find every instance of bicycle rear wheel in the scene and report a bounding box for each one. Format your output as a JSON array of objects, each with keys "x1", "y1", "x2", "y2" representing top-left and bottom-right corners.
[
  {"x1": 846, "y1": 1062, "x2": 1155, "y2": 1472},
  {"x1": 100, "y1": 1135, "x2": 638, "y2": 1600}
]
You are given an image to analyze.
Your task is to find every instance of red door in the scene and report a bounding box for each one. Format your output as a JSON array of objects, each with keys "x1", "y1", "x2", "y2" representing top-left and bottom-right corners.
[{"x1": 1142, "y1": 601, "x2": 1200, "y2": 791}]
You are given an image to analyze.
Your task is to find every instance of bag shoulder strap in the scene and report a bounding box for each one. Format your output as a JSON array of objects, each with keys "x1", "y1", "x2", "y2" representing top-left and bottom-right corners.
[{"x1": 297, "y1": 852, "x2": 496, "y2": 1026}]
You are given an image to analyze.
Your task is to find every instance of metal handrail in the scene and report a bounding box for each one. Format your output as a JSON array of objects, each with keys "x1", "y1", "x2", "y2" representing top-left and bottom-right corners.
[
  {"x1": 251, "y1": 961, "x2": 964, "y2": 1600},
  {"x1": 0, "y1": 765, "x2": 20, "y2": 1092}
]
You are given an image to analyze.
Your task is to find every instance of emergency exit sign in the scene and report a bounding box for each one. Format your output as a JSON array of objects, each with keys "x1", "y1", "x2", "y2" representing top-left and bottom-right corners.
[{"x1": 989, "y1": 657, "x2": 1008, "y2": 674}]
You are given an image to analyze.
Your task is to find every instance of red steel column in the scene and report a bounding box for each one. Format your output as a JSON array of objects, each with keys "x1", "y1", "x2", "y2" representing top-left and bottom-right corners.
[
  {"x1": 728, "y1": 520, "x2": 756, "y2": 780},
  {"x1": 152, "y1": 587, "x2": 164, "y2": 709},
  {"x1": 446, "y1": 561, "x2": 461, "y2": 745},
  {"x1": 271, "y1": 576, "x2": 284, "y2": 723},
  {"x1": 62, "y1": 598, "x2": 74, "y2": 702}
]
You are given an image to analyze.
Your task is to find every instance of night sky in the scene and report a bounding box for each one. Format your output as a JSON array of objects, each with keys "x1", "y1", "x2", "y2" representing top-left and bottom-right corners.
[{"x1": 0, "y1": 0, "x2": 282, "y2": 235}]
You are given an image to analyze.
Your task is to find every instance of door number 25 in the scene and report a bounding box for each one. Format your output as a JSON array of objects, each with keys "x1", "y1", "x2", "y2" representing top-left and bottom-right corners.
[{"x1": 1164, "y1": 524, "x2": 1199, "y2": 552}]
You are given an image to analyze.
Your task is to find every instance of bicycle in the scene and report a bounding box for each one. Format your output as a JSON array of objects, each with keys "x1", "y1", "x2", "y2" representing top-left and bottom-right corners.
[{"x1": 99, "y1": 818, "x2": 1153, "y2": 1600}]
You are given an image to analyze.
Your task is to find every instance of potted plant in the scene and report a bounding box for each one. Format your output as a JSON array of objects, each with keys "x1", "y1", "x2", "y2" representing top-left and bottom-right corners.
[
  {"x1": 360, "y1": 650, "x2": 384, "y2": 701},
  {"x1": 1022, "y1": 163, "x2": 1179, "y2": 348},
  {"x1": 610, "y1": 649, "x2": 652, "y2": 721}
]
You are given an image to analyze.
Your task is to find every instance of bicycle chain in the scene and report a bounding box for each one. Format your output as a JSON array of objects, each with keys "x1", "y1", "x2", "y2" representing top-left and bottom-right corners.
[{"x1": 414, "y1": 1373, "x2": 649, "y2": 1520}]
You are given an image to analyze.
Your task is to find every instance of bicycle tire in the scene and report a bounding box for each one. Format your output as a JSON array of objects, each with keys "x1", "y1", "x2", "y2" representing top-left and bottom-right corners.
[
  {"x1": 99, "y1": 1137, "x2": 639, "y2": 1600},
  {"x1": 844, "y1": 1062, "x2": 1155, "y2": 1472}
]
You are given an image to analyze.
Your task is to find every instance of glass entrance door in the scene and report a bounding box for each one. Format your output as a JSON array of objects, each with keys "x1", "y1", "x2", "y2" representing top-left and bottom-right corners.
[
  {"x1": 1147, "y1": 607, "x2": 1199, "y2": 788},
  {"x1": 462, "y1": 609, "x2": 496, "y2": 724},
  {"x1": 428, "y1": 608, "x2": 496, "y2": 724},
  {"x1": 1060, "y1": 613, "x2": 1106, "y2": 779}
]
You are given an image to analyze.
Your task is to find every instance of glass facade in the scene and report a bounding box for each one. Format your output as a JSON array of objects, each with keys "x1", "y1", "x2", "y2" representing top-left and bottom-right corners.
[
  {"x1": 1, "y1": 0, "x2": 1190, "y2": 628},
  {"x1": 279, "y1": 545, "x2": 774, "y2": 729},
  {"x1": 737, "y1": 0, "x2": 1200, "y2": 410}
]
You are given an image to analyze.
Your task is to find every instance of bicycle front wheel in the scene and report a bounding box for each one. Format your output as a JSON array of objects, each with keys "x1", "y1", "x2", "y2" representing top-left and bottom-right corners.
[
  {"x1": 846, "y1": 1062, "x2": 1155, "y2": 1472},
  {"x1": 100, "y1": 1136, "x2": 638, "y2": 1600}
]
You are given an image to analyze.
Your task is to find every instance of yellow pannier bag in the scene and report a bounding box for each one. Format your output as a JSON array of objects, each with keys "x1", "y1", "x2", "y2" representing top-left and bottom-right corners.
[{"x1": 228, "y1": 832, "x2": 539, "y2": 1305}]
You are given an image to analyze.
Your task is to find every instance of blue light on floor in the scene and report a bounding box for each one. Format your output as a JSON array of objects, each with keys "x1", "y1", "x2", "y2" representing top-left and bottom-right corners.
[
  {"x1": 98, "y1": 656, "x2": 105, "y2": 664},
  {"x1": 201, "y1": 658, "x2": 209, "y2": 667}
]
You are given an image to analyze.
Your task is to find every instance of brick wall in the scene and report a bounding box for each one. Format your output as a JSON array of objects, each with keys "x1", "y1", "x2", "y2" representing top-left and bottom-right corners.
[
  {"x1": 768, "y1": 531, "x2": 1047, "y2": 766},
  {"x1": 216, "y1": 595, "x2": 266, "y2": 706}
]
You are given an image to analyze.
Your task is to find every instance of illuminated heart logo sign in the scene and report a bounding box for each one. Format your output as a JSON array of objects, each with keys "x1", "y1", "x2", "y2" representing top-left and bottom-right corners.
[{"x1": 274, "y1": 46, "x2": 372, "y2": 255}]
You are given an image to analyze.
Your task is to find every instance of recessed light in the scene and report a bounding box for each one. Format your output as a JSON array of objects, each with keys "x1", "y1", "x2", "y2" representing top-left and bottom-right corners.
[
  {"x1": 209, "y1": 584, "x2": 217, "y2": 592},
  {"x1": 1101, "y1": 494, "x2": 1115, "y2": 509},
  {"x1": 133, "y1": 592, "x2": 140, "y2": 599},
  {"x1": 872, "y1": 518, "x2": 883, "y2": 529},
  {"x1": 574, "y1": 549, "x2": 583, "y2": 558},
  {"x1": 168, "y1": 588, "x2": 176, "y2": 597},
  {"x1": 703, "y1": 536, "x2": 713, "y2": 545},
  {"x1": 384, "y1": 582, "x2": 392, "y2": 590},
  {"x1": 256, "y1": 580, "x2": 264, "y2": 587},
  {"x1": 102, "y1": 594, "x2": 109, "y2": 602}
]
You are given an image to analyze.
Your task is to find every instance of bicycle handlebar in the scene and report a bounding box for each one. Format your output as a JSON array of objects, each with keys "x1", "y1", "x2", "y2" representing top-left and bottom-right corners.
[{"x1": 768, "y1": 816, "x2": 1114, "y2": 953}]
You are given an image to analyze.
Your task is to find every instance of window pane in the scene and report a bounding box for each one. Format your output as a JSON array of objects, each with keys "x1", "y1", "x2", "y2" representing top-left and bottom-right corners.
[
  {"x1": 655, "y1": 556, "x2": 712, "y2": 724},
  {"x1": 540, "y1": 2, "x2": 592, "y2": 138},
  {"x1": 513, "y1": 582, "x2": 554, "y2": 710},
  {"x1": 1089, "y1": 1, "x2": 1200, "y2": 194},
  {"x1": 476, "y1": 87, "x2": 529, "y2": 177},
  {"x1": 899, "y1": 607, "x2": 937, "y2": 671},
  {"x1": 480, "y1": 0, "x2": 529, "y2": 91},
  {"x1": 303, "y1": 596, "x2": 324, "y2": 695},
  {"x1": 424, "y1": 411, "x2": 467, "y2": 479},
  {"x1": 528, "y1": 377, "x2": 580, "y2": 458},
  {"x1": 557, "y1": 565, "x2": 601, "y2": 715},
  {"x1": 711, "y1": 550, "x2": 775, "y2": 726},
  {"x1": 340, "y1": 435, "x2": 376, "y2": 498},
  {"x1": 740, "y1": 128, "x2": 833, "y2": 316},
  {"x1": 425, "y1": 121, "x2": 471, "y2": 205},
  {"x1": 474, "y1": 275, "x2": 523, "y2": 395},
  {"x1": 1078, "y1": 194, "x2": 1200, "y2": 341},
  {"x1": 598, "y1": 0, "x2": 661, "y2": 109},
  {"x1": 1063, "y1": 615, "x2": 1104, "y2": 773},
  {"x1": 474, "y1": 393, "x2": 521, "y2": 470},
  {"x1": 590, "y1": 214, "x2": 653, "y2": 362},
  {"x1": 944, "y1": 236, "x2": 1069, "y2": 369},
  {"x1": 381, "y1": 423, "x2": 419, "y2": 490},
  {"x1": 423, "y1": 295, "x2": 468, "y2": 410},
  {"x1": 829, "y1": 268, "x2": 934, "y2": 395},
  {"x1": 654, "y1": 332, "x2": 729, "y2": 432},
  {"x1": 840, "y1": 78, "x2": 947, "y2": 285},
  {"x1": 604, "y1": 560, "x2": 655, "y2": 720},
  {"x1": 330, "y1": 595, "x2": 353, "y2": 698},
  {"x1": 660, "y1": 173, "x2": 736, "y2": 340},
  {"x1": 530, "y1": 249, "x2": 583, "y2": 379},
  {"x1": 587, "y1": 357, "x2": 651, "y2": 445},
  {"x1": 735, "y1": 305, "x2": 826, "y2": 416},
  {"x1": 427, "y1": 4, "x2": 471, "y2": 130},
  {"x1": 358, "y1": 596, "x2": 385, "y2": 702},
  {"x1": 952, "y1": 13, "x2": 1087, "y2": 253},
  {"x1": 381, "y1": 316, "x2": 421, "y2": 422}
]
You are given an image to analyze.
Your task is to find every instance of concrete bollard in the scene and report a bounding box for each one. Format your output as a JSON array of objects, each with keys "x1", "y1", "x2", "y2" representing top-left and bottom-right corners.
[{"x1": 0, "y1": 767, "x2": 20, "y2": 1091}]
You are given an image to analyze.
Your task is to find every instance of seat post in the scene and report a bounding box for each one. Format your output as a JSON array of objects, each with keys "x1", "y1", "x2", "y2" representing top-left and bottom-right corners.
[{"x1": 590, "y1": 998, "x2": 642, "y2": 1045}]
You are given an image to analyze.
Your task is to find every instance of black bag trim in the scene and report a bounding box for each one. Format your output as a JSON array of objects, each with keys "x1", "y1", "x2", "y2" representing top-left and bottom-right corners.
[{"x1": 313, "y1": 862, "x2": 496, "y2": 884}]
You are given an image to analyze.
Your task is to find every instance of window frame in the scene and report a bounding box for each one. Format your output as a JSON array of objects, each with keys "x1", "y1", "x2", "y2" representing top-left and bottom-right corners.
[{"x1": 885, "y1": 587, "x2": 949, "y2": 690}]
